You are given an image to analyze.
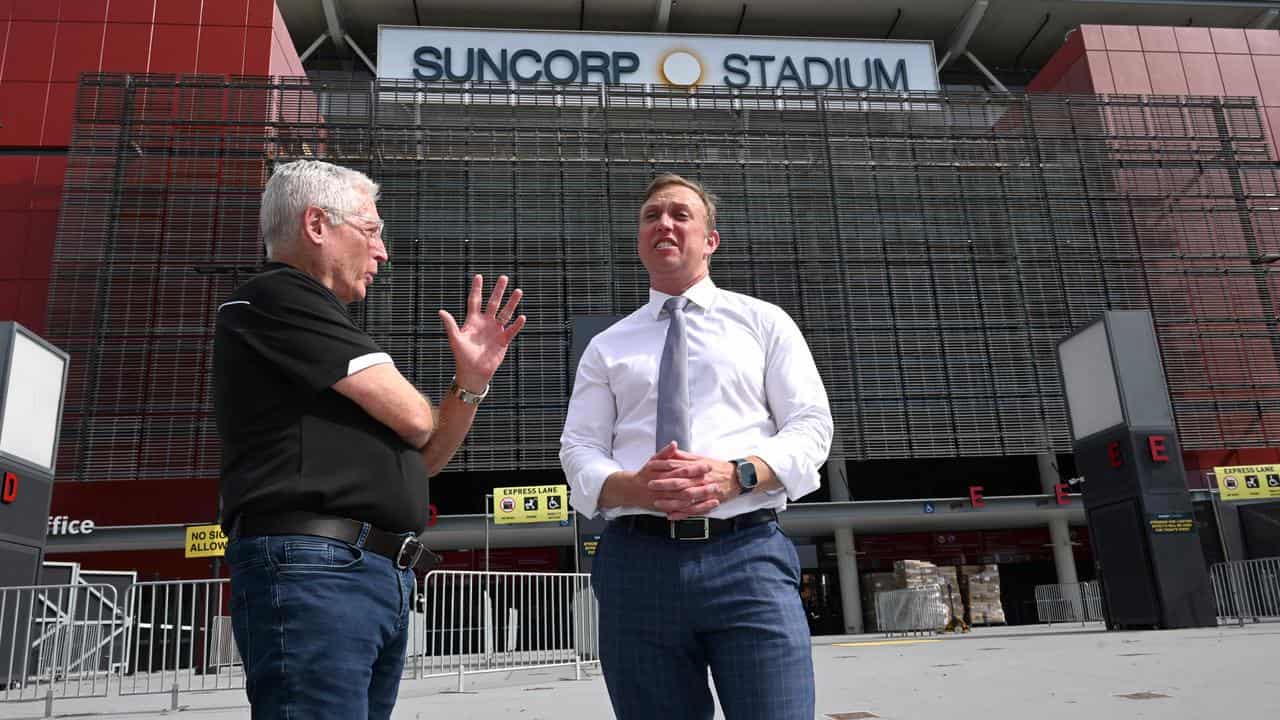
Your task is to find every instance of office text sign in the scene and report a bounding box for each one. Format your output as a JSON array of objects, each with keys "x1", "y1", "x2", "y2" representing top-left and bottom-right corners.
[{"x1": 379, "y1": 26, "x2": 938, "y2": 92}]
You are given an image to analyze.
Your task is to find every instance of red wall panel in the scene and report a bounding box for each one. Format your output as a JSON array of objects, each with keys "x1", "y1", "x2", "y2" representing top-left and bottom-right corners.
[
  {"x1": 1144, "y1": 52, "x2": 1187, "y2": 95},
  {"x1": 107, "y1": 0, "x2": 155, "y2": 24},
  {"x1": 148, "y1": 24, "x2": 199, "y2": 74},
  {"x1": 1085, "y1": 50, "x2": 1114, "y2": 93},
  {"x1": 196, "y1": 25, "x2": 246, "y2": 75},
  {"x1": 154, "y1": 0, "x2": 201, "y2": 26},
  {"x1": 1107, "y1": 50, "x2": 1152, "y2": 93},
  {"x1": 4, "y1": 20, "x2": 56, "y2": 82},
  {"x1": 243, "y1": 26, "x2": 271, "y2": 74},
  {"x1": 1246, "y1": 28, "x2": 1280, "y2": 55},
  {"x1": 1138, "y1": 26, "x2": 1178, "y2": 53},
  {"x1": 59, "y1": 0, "x2": 107, "y2": 23},
  {"x1": 40, "y1": 82, "x2": 76, "y2": 146},
  {"x1": 101, "y1": 22, "x2": 152, "y2": 73},
  {"x1": 20, "y1": 209, "x2": 53, "y2": 277},
  {"x1": 50, "y1": 21, "x2": 105, "y2": 82},
  {"x1": 202, "y1": 0, "x2": 248, "y2": 28},
  {"x1": 0, "y1": 82, "x2": 48, "y2": 145},
  {"x1": 1218, "y1": 54, "x2": 1260, "y2": 97},
  {"x1": 1102, "y1": 25, "x2": 1142, "y2": 52},
  {"x1": 1251, "y1": 55, "x2": 1280, "y2": 106},
  {"x1": 1182, "y1": 53, "x2": 1225, "y2": 96},
  {"x1": 0, "y1": 213, "x2": 27, "y2": 276},
  {"x1": 11, "y1": 0, "x2": 59, "y2": 22},
  {"x1": 247, "y1": 0, "x2": 274, "y2": 28},
  {"x1": 17, "y1": 277, "x2": 47, "y2": 330},
  {"x1": 1211, "y1": 27, "x2": 1250, "y2": 54},
  {"x1": 1175, "y1": 27, "x2": 1214, "y2": 54},
  {"x1": 0, "y1": 280, "x2": 20, "y2": 318}
]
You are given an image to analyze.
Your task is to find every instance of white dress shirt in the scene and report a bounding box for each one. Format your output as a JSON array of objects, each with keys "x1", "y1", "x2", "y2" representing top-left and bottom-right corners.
[{"x1": 560, "y1": 276, "x2": 833, "y2": 520}]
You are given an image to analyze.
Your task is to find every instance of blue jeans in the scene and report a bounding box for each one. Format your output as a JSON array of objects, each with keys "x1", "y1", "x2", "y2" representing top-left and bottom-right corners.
[
  {"x1": 591, "y1": 519, "x2": 815, "y2": 720},
  {"x1": 225, "y1": 534, "x2": 415, "y2": 720}
]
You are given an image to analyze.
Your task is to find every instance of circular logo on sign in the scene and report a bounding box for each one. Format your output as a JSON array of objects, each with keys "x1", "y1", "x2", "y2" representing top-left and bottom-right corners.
[
  {"x1": 1223, "y1": 475, "x2": 1238, "y2": 490},
  {"x1": 659, "y1": 50, "x2": 704, "y2": 87},
  {"x1": 500, "y1": 497, "x2": 516, "y2": 512}
]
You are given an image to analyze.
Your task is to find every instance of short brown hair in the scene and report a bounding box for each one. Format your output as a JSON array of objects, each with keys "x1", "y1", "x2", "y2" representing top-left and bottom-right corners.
[{"x1": 641, "y1": 173, "x2": 718, "y2": 231}]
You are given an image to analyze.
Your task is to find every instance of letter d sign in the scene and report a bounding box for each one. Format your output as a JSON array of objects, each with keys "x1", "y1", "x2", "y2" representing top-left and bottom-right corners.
[{"x1": 1, "y1": 472, "x2": 16, "y2": 504}]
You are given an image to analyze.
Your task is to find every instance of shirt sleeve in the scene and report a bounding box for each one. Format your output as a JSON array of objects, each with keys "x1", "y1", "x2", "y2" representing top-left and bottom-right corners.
[
  {"x1": 218, "y1": 273, "x2": 392, "y2": 393},
  {"x1": 751, "y1": 307, "x2": 833, "y2": 502},
  {"x1": 560, "y1": 341, "x2": 625, "y2": 519}
]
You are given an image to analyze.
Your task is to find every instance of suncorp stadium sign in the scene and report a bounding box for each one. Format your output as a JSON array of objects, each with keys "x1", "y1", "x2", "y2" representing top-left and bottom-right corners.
[{"x1": 378, "y1": 27, "x2": 938, "y2": 93}]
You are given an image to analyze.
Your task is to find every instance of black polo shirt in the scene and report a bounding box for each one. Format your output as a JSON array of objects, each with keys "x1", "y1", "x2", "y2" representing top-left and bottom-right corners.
[{"x1": 213, "y1": 262, "x2": 429, "y2": 534}]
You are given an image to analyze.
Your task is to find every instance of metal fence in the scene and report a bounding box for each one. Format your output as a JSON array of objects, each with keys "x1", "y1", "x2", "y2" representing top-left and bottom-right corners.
[
  {"x1": 0, "y1": 584, "x2": 123, "y2": 714},
  {"x1": 875, "y1": 585, "x2": 951, "y2": 635},
  {"x1": 409, "y1": 570, "x2": 599, "y2": 688},
  {"x1": 119, "y1": 579, "x2": 243, "y2": 704},
  {"x1": 1211, "y1": 556, "x2": 1280, "y2": 624},
  {"x1": 1033, "y1": 581, "x2": 1104, "y2": 625}
]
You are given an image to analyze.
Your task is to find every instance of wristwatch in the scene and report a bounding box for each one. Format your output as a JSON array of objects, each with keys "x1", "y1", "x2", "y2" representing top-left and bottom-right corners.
[
  {"x1": 731, "y1": 458, "x2": 758, "y2": 496},
  {"x1": 448, "y1": 376, "x2": 490, "y2": 405}
]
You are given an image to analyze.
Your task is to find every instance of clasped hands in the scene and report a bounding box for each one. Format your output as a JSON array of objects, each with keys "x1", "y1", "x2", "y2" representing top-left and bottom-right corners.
[{"x1": 638, "y1": 442, "x2": 737, "y2": 520}]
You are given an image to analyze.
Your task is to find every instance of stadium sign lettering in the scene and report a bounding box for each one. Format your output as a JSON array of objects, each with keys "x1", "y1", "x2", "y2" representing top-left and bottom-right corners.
[
  {"x1": 380, "y1": 27, "x2": 940, "y2": 93},
  {"x1": 412, "y1": 46, "x2": 913, "y2": 91}
]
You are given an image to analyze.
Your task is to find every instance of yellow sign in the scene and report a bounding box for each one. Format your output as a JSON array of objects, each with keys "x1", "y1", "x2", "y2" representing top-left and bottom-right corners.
[
  {"x1": 1213, "y1": 464, "x2": 1280, "y2": 502},
  {"x1": 185, "y1": 524, "x2": 228, "y2": 558},
  {"x1": 493, "y1": 485, "x2": 569, "y2": 525}
]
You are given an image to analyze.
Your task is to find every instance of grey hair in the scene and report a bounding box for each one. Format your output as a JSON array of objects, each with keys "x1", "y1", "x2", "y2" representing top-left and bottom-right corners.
[{"x1": 260, "y1": 160, "x2": 380, "y2": 258}]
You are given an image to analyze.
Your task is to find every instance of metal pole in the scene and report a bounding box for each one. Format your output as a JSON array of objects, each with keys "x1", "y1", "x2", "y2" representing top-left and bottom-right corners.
[
  {"x1": 572, "y1": 512, "x2": 580, "y2": 574},
  {"x1": 484, "y1": 494, "x2": 492, "y2": 574},
  {"x1": 1207, "y1": 474, "x2": 1245, "y2": 626}
]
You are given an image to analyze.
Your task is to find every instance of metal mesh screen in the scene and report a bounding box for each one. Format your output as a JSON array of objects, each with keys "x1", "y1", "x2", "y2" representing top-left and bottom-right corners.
[{"x1": 46, "y1": 74, "x2": 1280, "y2": 482}]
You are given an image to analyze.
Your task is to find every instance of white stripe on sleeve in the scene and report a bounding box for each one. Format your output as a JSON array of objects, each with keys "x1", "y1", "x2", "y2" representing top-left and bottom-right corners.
[{"x1": 347, "y1": 352, "x2": 394, "y2": 376}]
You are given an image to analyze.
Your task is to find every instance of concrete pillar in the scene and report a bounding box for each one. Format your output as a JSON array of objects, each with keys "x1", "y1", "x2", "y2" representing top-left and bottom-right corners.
[
  {"x1": 826, "y1": 458, "x2": 864, "y2": 634},
  {"x1": 1038, "y1": 453, "x2": 1081, "y2": 614}
]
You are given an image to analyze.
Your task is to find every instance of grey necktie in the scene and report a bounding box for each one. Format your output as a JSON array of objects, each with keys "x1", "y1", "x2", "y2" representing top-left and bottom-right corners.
[{"x1": 656, "y1": 296, "x2": 691, "y2": 451}]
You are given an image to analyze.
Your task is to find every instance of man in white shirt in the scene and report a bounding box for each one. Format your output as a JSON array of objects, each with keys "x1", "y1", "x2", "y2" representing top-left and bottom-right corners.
[{"x1": 560, "y1": 174, "x2": 833, "y2": 720}]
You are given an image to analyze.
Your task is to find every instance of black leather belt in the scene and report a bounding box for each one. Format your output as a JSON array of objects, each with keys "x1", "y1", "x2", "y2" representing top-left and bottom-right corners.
[
  {"x1": 615, "y1": 509, "x2": 778, "y2": 541},
  {"x1": 234, "y1": 511, "x2": 440, "y2": 573}
]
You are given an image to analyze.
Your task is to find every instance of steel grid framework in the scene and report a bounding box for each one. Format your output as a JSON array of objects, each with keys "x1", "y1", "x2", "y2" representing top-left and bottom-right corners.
[{"x1": 45, "y1": 74, "x2": 1280, "y2": 482}]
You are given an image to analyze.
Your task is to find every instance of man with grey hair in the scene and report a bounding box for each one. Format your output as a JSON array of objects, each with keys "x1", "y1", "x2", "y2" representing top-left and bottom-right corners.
[{"x1": 214, "y1": 159, "x2": 525, "y2": 719}]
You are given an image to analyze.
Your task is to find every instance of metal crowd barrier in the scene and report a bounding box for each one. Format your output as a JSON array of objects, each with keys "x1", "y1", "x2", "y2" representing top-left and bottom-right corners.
[
  {"x1": 876, "y1": 585, "x2": 950, "y2": 635},
  {"x1": 1, "y1": 584, "x2": 122, "y2": 716},
  {"x1": 1211, "y1": 556, "x2": 1280, "y2": 625},
  {"x1": 1034, "y1": 581, "x2": 1104, "y2": 625},
  {"x1": 120, "y1": 579, "x2": 243, "y2": 708},
  {"x1": 408, "y1": 570, "x2": 599, "y2": 690}
]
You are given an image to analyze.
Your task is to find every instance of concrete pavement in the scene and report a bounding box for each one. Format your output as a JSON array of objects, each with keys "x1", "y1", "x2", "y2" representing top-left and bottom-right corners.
[{"x1": 2, "y1": 622, "x2": 1277, "y2": 719}]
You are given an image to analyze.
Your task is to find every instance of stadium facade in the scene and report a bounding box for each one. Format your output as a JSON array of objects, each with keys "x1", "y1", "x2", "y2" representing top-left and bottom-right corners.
[{"x1": 3, "y1": 0, "x2": 1280, "y2": 630}]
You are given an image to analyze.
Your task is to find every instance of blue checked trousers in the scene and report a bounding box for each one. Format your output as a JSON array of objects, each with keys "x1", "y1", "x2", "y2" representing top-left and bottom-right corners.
[{"x1": 591, "y1": 518, "x2": 815, "y2": 720}]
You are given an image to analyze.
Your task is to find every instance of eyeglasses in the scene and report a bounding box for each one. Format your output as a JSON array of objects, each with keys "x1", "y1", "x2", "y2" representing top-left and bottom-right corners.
[{"x1": 320, "y1": 206, "x2": 385, "y2": 243}]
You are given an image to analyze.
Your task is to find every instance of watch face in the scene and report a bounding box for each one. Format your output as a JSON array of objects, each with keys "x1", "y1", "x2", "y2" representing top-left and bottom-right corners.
[{"x1": 738, "y1": 461, "x2": 758, "y2": 490}]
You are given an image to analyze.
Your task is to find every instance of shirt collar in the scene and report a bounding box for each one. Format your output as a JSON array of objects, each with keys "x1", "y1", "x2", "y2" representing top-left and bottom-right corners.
[{"x1": 647, "y1": 275, "x2": 717, "y2": 320}]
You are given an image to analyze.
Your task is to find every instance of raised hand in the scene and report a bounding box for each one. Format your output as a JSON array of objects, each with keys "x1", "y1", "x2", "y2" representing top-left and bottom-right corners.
[{"x1": 438, "y1": 274, "x2": 525, "y2": 389}]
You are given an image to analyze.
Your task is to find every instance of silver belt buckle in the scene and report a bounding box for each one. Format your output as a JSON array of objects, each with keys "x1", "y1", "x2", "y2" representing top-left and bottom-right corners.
[
  {"x1": 670, "y1": 517, "x2": 710, "y2": 541},
  {"x1": 396, "y1": 535, "x2": 425, "y2": 570}
]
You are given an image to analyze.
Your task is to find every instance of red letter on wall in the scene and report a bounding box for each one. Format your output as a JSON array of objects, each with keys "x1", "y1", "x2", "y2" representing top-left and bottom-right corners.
[
  {"x1": 1055, "y1": 482, "x2": 1071, "y2": 505},
  {"x1": 1148, "y1": 435, "x2": 1168, "y2": 463},
  {"x1": 969, "y1": 485, "x2": 985, "y2": 508},
  {"x1": 1, "y1": 472, "x2": 16, "y2": 504},
  {"x1": 1108, "y1": 442, "x2": 1123, "y2": 468}
]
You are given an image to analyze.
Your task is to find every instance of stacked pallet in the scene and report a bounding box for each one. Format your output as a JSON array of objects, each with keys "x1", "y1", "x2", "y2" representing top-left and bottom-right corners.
[{"x1": 960, "y1": 564, "x2": 1006, "y2": 625}]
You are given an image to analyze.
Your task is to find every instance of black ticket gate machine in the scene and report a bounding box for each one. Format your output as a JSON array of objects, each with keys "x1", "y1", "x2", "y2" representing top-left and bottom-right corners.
[
  {"x1": 0, "y1": 322, "x2": 70, "y2": 588},
  {"x1": 1056, "y1": 311, "x2": 1216, "y2": 629}
]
